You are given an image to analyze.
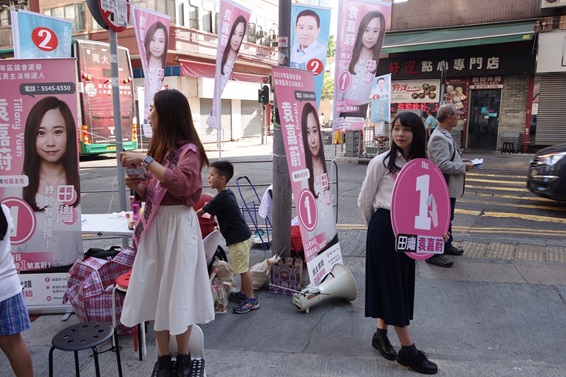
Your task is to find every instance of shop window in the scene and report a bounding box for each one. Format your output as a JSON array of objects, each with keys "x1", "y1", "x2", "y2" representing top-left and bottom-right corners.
[
  {"x1": 247, "y1": 22, "x2": 256, "y2": 43},
  {"x1": 202, "y1": 9, "x2": 212, "y2": 32},
  {"x1": 0, "y1": 9, "x2": 10, "y2": 27},
  {"x1": 188, "y1": 5, "x2": 198, "y2": 29},
  {"x1": 44, "y1": 4, "x2": 86, "y2": 32}
]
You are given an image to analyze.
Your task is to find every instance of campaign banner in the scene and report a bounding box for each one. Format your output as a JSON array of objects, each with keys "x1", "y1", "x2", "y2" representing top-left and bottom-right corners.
[
  {"x1": 272, "y1": 66, "x2": 342, "y2": 286},
  {"x1": 333, "y1": 0, "x2": 391, "y2": 131},
  {"x1": 290, "y1": 4, "x2": 331, "y2": 108},
  {"x1": 370, "y1": 73, "x2": 391, "y2": 123},
  {"x1": 132, "y1": 6, "x2": 170, "y2": 138},
  {"x1": 206, "y1": 0, "x2": 251, "y2": 129},
  {"x1": 11, "y1": 9, "x2": 72, "y2": 59},
  {"x1": 0, "y1": 58, "x2": 82, "y2": 310},
  {"x1": 391, "y1": 158, "x2": 450, "y2": 261}
]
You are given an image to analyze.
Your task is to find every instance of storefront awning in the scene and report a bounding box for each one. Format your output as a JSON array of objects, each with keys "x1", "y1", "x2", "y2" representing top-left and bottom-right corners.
[
  {"x1": 178, "y1": 58, "x2": 266, "y2": 83},
  {"x1": 382, "y1": 22, "x2": 536, "y2": 54}
]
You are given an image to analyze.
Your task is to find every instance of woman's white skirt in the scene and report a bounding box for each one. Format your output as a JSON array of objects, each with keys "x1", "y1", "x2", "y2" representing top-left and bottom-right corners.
[{"x1": 121, "y1": 205, "x2": 215, "y2": 335}]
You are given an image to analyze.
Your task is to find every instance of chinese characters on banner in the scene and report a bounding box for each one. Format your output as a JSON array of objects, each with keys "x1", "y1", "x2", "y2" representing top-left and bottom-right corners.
[
  {"x1": 132, "y1": 6, "x2": 170, "y2": 138},
  {"x1": 11, "y1": 9, "x2": 72, "y2": 59},
  {"x1": 272, "y1": 66, "x2": 342, "y2": 285},
  {"x1": 290, "y1": 4, "x2": 331, "y2": 108},
  {"x1": 333, "y1": 0, "x2": 391, "y2": 131},
  {"x1": 389, "y1": 78, "x2": 441, "y2": 115},
  {"x1": 206, "y1": 0, "x2": 251, "y2": 129},
  {"x1": 0, "y1": 58, "x2": 82, "y2": 309}
]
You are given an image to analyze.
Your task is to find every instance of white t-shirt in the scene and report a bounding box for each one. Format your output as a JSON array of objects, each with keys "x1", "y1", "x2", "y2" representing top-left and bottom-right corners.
[{"x1": 0, "y1": 204, "x2": 23, "y2": 302}]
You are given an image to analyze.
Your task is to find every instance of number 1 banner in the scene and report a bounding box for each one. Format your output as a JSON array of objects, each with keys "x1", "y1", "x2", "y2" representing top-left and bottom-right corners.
[
  {"x1": 11, "y1": 9, "x2": 72, "y2": 59},
  {"x1": 272, "y1": 66, "x2": 342, "y2": 285},
  {"x1": 391, "y1": 158, "x2": 451, "y2": 260},
  {"x1": 333, "y1": 0, "x2": 391, "y2": 131}
]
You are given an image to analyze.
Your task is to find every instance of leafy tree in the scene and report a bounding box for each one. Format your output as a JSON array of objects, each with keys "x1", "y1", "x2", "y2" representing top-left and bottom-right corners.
[
  {"x1": 326, "y1": 35, "x2": 336, "y2": 57},
  {"x1": 321, "y1": 71, "x2": 334, "y2": 100}
]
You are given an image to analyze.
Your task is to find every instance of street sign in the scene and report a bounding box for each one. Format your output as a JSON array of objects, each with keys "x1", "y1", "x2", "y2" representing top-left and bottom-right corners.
[{"x1": 99, "y1": 0, "x2": 130, "y2": 32}]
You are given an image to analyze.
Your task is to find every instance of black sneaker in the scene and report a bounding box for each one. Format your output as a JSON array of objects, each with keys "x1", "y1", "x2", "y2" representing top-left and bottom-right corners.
[
  {"x1": 444, "y1": 245, "x2": 464, "y2": 256},
  {"x1": 425, "y1": 255, "x2": 453, "y2": 268},
  {"x1": 397, "y1": 349, "x2": 438, "y2": 374},
  {"x1": 372, "y1": 332, "x2": 397, "y2": 360}
]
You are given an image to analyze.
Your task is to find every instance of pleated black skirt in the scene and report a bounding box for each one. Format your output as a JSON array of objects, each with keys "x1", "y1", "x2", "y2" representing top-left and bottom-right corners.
[{"x1": 365, "y1": 209, "x2": 415, "y2": 327}]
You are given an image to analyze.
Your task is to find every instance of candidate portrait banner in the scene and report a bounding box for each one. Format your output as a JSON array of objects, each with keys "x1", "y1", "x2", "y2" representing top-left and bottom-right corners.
[
  {"x1": 132, "y1": 6, "x2": 170, "y2": 138},
  {"x1": 333, "y1": 0, "x2": 391, "y2": 131},
  {"x1": 290, "y1": 4, "x2": 331, "y2": 108},
  {"x1": 272, "y1": 66, "x2": 342, "y2": 286},
  {"x1": 370, "y1": 73, "x2": 391, "y2": 123},
  {"x1": 0, "y1": 58, "x2": 82, "y2": 311},
  {"x1": 11, "y1": 9, "x2": 72, "y2": 59},
  {"x1": 206, "y1": 0, "x2": 251, "y2": 129}
]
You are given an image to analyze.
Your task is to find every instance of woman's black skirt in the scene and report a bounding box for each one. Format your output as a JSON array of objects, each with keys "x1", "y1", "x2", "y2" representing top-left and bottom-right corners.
[{"x1": 365, "y1": 209, "x2": 415, "y2": 327}]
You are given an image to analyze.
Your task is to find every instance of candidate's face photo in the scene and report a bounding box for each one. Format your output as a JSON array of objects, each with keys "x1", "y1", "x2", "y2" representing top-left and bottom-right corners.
[
  {"x1": 377, "y1": 79, "x2": 385, "y2": 91},
  {"x1": 362, "y1": 17, "x2": 381, "y2": 50},
  {"x1": 230, "y1": 22, "x2": 245, "y2": 52},
  {"x1": 36, "y1": 108, "x2": 67, "y2": 164},
  {"x1": 306, "y1": 112, "x2": 321, "y2": 157},
  {"x1": 149, "y1": 27, "x2": 166, "y2": 59},
  {"x1": 295, "y1": 15, "x2": 320, "y2": 49}
]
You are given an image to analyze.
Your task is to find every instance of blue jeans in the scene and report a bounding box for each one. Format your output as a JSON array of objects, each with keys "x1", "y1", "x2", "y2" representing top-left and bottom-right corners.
[{"x1": 445, "y1": 197, "x2": 457, "y2": 248}]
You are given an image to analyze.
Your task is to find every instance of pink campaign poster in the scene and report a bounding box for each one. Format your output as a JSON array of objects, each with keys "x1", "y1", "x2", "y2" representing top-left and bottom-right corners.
[
  {"x1": 206, "y1": 0, "x2": 251, "y2": 129},
  {"x1": 272, "y1": 66, "x2": 342, "y2": 285},
  {"x1": 333, "y1": 0, "x2": 391, "y2": 131},
  {"x1": 0, "y1": 58, "x2": 82, "y2": 311},
  {"x1": 132, "y1": 6, "x2": 170, "y2": 136}
]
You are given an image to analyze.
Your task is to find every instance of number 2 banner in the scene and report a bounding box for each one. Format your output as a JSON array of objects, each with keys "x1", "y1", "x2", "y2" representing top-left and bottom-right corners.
[
  {"x1": 272, "y1": 66, "x2": 342, "y2": 285},
  {"x1": 11, "y1": 9, "x2": 72, "y2": 59},
  {"x1": 391, "y1": 159, "x2": 451, "y2": 260}
]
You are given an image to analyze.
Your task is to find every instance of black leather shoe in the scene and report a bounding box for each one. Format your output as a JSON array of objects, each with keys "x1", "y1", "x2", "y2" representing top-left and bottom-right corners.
[
  {"x1": 425, "y1": 255, "x2": 453, "y2": 268},
  {"x1": 157, "y1": 354, "x2": 173, "y2": 377},
  {"x1": 444, "y1": 245, "x2": 464, "y2": 256},
  {"x1": 397, "y1": 349, "x2": 438, "y2": 374},
  {"x1": 176, "y1": 353, "x2": 192, "y2": 377},
  {"x1": 372, "y1": 332, "x2": 397, "y2": 360}
]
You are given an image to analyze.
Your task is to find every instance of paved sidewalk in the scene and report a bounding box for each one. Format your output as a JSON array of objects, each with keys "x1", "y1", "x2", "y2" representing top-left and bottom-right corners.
[{"x1": 4, "y1": 139, "x2": 564, "y2": 377}]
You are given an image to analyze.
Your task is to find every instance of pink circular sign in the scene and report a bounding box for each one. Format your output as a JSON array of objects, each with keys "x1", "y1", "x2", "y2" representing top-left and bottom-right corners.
[
  {"x1": 2, "y1": 197, "x2": 36, "y2": 245},
  {"x1": 391, "y1": 158, "x2": 450, "y2": 260}
]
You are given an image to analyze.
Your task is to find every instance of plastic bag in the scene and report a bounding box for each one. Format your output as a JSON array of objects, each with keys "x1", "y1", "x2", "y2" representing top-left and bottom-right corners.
[
  {"x1": 250, "y1": 254, "x2": 281, "y2": 289},
  {"x1": 212, "y1": 257, "x2": 234, "y2": 280}
]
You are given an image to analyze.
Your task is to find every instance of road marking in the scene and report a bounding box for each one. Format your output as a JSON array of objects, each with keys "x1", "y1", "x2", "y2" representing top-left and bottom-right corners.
[
  {"x1": 467, "y1": 173, "x2": 526, "y2": 179},
  {"x1": 466, "y1": 184, "x2": 530, "y2": 193},
  {"x1": 453, "y1": 226, "x2": 566, "y2": 236},
  {"x1": 455, "y1": 209, "x2": 566, "y2": 224},
  {"x1": 458, "y1": 198, "x2": 566, "y2": 212}
]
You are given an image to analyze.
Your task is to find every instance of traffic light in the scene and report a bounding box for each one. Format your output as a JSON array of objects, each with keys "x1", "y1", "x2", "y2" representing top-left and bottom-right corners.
[{"x1": 258, "y1": 85, "x2": 269, "y2": 104}]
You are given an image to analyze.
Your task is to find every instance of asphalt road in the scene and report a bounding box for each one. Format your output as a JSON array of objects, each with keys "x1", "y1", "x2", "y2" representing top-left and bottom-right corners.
[{"x1": 79, "y1": 147, "x2": 566, "y2": 248}]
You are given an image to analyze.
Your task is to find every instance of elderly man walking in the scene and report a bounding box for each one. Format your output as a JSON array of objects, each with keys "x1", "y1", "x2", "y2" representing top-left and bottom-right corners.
[{"x1": 427, "y1": 104, "x2": 474, "y2": 267}]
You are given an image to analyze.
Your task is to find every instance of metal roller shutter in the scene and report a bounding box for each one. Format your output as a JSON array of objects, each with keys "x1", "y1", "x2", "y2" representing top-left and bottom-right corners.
[
  {"x1": 199, "y1": 99, "x2": 232, "y2": 143},
  {"x1": 241, "y1": 101, "x2": 262, "y2": 137},
  {"x1": 537, "y1": 73, "x2": 566, "y2": 145}
]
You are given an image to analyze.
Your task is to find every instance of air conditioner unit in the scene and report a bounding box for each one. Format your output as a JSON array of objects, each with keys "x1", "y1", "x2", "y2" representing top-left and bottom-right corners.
[
  {"x1": 541, "y1": 0, "x2": 566, "y2": 9},
  {"x1": 256, "y1": 30, "x2": 267, "y2": 38}
]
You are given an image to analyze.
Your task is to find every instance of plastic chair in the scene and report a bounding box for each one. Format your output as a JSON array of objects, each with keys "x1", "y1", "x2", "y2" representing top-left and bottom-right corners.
[
  {"x1": 167, "y1": 324, "x2": 206, "y2": 376},
  {"x1": 112, "y1": 271, "x2": 146, "y2": 360},
  {"x1": 203, "y1": 229, "x2": 222, "y2": 266}
]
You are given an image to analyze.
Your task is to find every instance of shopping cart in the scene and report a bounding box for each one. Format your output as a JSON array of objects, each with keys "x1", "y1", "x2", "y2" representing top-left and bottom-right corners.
[{"x1": 235, "y1": 176, "x2": 272, "y2": 250}]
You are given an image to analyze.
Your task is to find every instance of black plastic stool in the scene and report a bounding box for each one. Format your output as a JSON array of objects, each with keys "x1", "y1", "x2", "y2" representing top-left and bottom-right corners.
[{"x1": 48, "y1": 322, "x2": 123, "y2": 377}]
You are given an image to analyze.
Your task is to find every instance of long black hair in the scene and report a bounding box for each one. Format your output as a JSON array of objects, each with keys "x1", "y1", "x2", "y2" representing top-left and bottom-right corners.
[
  {"x1": 384, "y1": 112, "x2": 427, "y2": 172},
  {"x1": 0, "y1": 205, "x2": 8, "y2": 240}
]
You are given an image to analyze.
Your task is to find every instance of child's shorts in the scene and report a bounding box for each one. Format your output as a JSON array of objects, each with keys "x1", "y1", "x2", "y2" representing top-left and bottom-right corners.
[
  {"x1": 228, "y1": 238, "x2": 252, "y2": 274},
  {"x1": 0, "y1": 291, "x2": 31, "y2": 336}
]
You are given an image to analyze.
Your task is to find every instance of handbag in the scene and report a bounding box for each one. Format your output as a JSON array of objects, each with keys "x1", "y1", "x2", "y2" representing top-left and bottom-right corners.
[
  {"x1": 269, "y1": 257, "x2": 304, "y2": 295},
  {"x1": 63, "y1": 247, "x2": 136, "y2": 335},
  {"x1": 209, "y1": 268, "x2": 236, "y2": 314}
]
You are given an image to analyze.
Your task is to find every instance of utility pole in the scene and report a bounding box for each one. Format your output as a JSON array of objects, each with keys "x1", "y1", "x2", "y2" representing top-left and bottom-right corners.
[{"x1": 271, "y1": 0, "x2": 292, "y2": 257}]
